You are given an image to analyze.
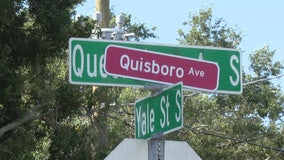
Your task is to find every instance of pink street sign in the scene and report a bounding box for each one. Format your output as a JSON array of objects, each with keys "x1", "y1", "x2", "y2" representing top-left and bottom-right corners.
[{"x1": 104, "y1": 45, "x2": 219, "y2": 91}]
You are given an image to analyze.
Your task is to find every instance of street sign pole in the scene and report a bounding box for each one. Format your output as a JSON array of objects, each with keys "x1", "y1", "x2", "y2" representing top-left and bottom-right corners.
[{"x1": 148, "y1": 138, "x2": 165, "y2": 160}]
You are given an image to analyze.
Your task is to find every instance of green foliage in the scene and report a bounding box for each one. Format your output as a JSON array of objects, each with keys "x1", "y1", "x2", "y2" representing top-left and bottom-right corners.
[
  {"x1": 0, "y1": 0, "x2": 92, "y2": 159},
  {"x1": 49, "y1": 125, "x2": 93, "y2": 160},
  {"x1": 250, "y1": 45, "x2": 283, "y2": 77},
  {"x1": 177, "y1": 6, "x2": 284, "y2": 159},
  {"x1": 0, "y1": 45, "x2": 25, "y2": 122},
  {"x1": 1, "y1": 1, "x2": 283, "y2": 159},
  {"x1": 0, "y1": 127, "x2": 37, "y2": 160},
  {"x1": 177, "y1": 7, "x2": 242, "y2": 48},
  {"x1": 123, "y1": 14, "x2": 157, "y2": 41}
]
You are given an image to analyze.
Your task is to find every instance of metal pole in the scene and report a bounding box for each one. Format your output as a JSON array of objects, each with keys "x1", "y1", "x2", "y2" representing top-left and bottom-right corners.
[{"x1": 148, "y1": 132, "x2": 165, "y2": 160}]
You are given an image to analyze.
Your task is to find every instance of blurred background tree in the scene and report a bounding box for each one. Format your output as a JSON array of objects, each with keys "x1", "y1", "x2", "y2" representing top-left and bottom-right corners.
[{"x1": 0, "y1": 1, "x2": 283, "y2": 160}]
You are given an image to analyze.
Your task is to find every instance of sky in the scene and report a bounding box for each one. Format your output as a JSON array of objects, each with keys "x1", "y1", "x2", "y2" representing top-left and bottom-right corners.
[{"x1": 76, "y1": 0, "x2": 284, "y2": 90}]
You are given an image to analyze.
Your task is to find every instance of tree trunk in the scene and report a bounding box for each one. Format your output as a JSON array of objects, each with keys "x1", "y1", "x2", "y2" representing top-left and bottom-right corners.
[{"x1": 0, "y1": 105, "x2": 53, "y2": 138}]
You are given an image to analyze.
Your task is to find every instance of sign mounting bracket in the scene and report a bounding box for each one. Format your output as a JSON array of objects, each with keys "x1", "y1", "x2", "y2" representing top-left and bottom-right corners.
[{"x1": 144, "y1": 84, "x2": 168, "y2": 97}]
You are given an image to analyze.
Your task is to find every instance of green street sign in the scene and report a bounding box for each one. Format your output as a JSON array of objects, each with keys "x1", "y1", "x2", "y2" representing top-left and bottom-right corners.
[
  {"x1": 135, "y1": 82, "x2": 183, "y2": 139},
  {"x1": 69, "y1": 37, "x2": 242, "y2": 94}
]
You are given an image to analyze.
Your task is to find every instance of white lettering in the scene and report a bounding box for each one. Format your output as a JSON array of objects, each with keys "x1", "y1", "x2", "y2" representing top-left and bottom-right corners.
[
  {"x1": 160, "y1": 96, "x2": 166, "y2": 128},
  {"x1": 149, "y1": 107, "x2": 155, "y2": 132},
  {"x1": 142, "y1": 111, "x2": 146, "y2": 136},
  {"x1": 160, "y1": 95, "x2": 170, "y2": 128},
  {"x1": 169, "y1": 66, "x2": 176, "y2": 76},
  {"x1": 135, "y1": 106, "x2": 141, "y2": 137},
  {"x1": 72, "y1": 44, "x2": 84, "y2": 77},
  {"x1": 139, "y1": 58, "x2": 143, "y2": 71},
  {"x1": 188, "y1": 67, "x2": 204, "y2": 77},
  {"x1": 176, "y1": 68, "x2": 184, "y2": 78},
  {"x1": 100, "y1": 55, "x2": 107, "y2": 78},
  {"x1": 161, "y1": 65, "x2": 169, "y2": 76},
  {"x1": 200, "y1": 71, "x2": 205, "y2": 77},
  {"x1": 119, "y1": 54, "x2": 185, "y2": 78},
  {"x1": 136, "y1": 103, "x2": 155, "y2": 137},
  {"x1": 229, "y1": 55, "x2": 240, "y2": 86},
  {"x1": 175, "y1": 89, "x2": 182, "y2": 122},
  {"x1": 166, "y1": 95, "x2": 170, "y2": 126},
  {"x1": 144, "y1": 62, "x2": 151, "y2": 73},
  {"x1": 152, "y1": 60, "x2": 160, "y2": 74},
  {"x1": 87, "y1": 54, "x2": 97, "y2": 77},
  {"x1": 188, "y1": 67, "x2": 194, "y2": 75},
  {"x1": 130, "y1": 59, "x2": 139, "y2": 71},
  {"x1": 120, "y1": 55, "x2": 130, "y2": 70}
]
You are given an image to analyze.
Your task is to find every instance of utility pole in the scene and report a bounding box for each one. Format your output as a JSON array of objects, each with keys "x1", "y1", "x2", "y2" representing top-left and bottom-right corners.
[
  {"x1": 95, "y1": 0, "x2": 109, "y2": 28},
  {"x1": 91, "y1": 0, "x2": 134, "y2": 40},
  {"x1": 92, "y1": 2, "x2": 110, "y2": 158}
]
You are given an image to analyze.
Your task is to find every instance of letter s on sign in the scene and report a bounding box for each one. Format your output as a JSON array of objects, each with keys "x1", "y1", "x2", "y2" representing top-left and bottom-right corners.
[
  {"x1": 229, "y1": 55, "x2": 240, "y2": 87},
  {"x1": 175, "y1": 89, "x2": 181, "y2": 122}
]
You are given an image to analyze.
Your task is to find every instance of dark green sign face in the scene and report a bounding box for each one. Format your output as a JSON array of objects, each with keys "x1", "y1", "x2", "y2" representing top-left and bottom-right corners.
[
  {"x1": 135, "y1": 82, "x2": 183, "y2": 139},
  {"x1": 69, "y1": 38, "x2": 242, "y2": 94}
]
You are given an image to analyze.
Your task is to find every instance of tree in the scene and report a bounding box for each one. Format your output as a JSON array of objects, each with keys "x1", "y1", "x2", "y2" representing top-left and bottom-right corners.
[
  {"x1": 122, "y1": 14, "x2": 157, "y2": 41},
  {"x1": 177, "y1": 7, "x2": 242, "y2": 48},
  {"x1": 0, "y1": 1, "x2": 157, "y2": 159},
  {"x1": 176, "y1": 6, "x2": 284, "y2": 159},
  {"x1": 2, "y1": 1, "x2": 282, "y2": 159},
  {"x1": 0, "y1": 0, "x2": 92, "y2": 159}
]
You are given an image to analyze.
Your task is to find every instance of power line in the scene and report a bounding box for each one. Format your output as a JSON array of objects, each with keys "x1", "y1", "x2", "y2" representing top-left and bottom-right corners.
[
  {"x1": 243, "y1": 74, "x2": 284, "y2": 86},
  {"x1": 184, "y1": 74, "x2": 284, "y2": 97},
  {"x1": 181, "y1": 74, "x2": 284, "y2": 151},
  {"x1": 183, "y1": 125, "x2": 284, "y2": 153}
]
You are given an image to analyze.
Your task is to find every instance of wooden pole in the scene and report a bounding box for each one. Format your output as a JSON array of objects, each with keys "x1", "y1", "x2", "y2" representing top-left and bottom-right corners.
[{"x1": 95, "y1": 0, "x2": 110, "y2": 28}]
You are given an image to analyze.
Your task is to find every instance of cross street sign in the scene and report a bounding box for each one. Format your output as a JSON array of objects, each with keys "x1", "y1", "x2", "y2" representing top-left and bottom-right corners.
[
  {"x1": 105, "y1": 45, "x2": 219, "y2": 92},
  {"x1": 135, "y1": 82, "x2": 183, "y2": 139},
  {"x1": 69, "y1": 38, "x2": 242, "y2": 94}
]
